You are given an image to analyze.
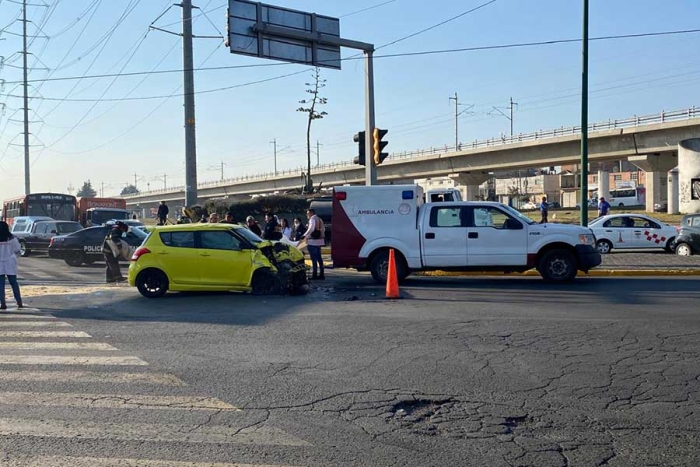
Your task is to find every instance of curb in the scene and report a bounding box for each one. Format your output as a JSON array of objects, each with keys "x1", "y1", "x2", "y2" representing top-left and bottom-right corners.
[{"x1": 417, "y1": 269, "x2": 700, "y2": 277}]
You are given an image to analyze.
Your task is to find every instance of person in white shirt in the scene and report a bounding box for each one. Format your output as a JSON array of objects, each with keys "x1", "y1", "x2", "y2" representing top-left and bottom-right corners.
[
  {"x1": 303, "y1": 209, "x2": 325, "y2": 280},
  {"x1": 0, "y1": 221, "x2": 23, "y2": 309},
  {"x1": 280, "y1": 218, "x2": 293, "y2": 240}
]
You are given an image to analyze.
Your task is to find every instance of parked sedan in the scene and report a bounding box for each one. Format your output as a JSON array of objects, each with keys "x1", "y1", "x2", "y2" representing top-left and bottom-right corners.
[
  {"x1": 48, "y1": 225, "x2": 148, "y2": 266},
  {"x1": 14, "y1": 220, "x2": 82, "y2": 256},
  {"x1": 588, "y1": 214, "x2": 677, "y2": 254},
  {"x1": 674, "y1": 213, "x2": 700, "y2": 256}
]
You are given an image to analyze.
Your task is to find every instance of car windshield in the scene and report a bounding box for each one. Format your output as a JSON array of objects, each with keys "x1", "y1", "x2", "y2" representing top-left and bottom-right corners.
[
  {"x1": 234, "y1": 226, "x2": 263, "y2": 245},
  {"x1": 502, "y1": 205, "x2": 536, "y2": 225},
  {"x1": 57, "y1": 223, "x2": 82, "y2": 234}
]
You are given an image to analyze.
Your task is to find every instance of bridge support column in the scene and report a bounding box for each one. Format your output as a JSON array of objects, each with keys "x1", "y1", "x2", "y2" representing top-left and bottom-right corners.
[
  {"x1": 628, "y1": 153, "x2": 677, "y2": 212},
  {"x1": 679, "y1": 138, "x2": 700, "y2": 213},
  {"x1": 597, "y1": 169, "x2": 610, "y2": 201},
  {"x1": 448, "y1": 172, "x2": 490, "y2": 201},
  {"x1": 668, "y1": 167, "x2": 679, "y2": 214}
]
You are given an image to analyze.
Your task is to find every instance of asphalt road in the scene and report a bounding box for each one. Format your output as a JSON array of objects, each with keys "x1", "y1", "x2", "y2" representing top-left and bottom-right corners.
[{"x1": 2, "y1": 257, "x2": 699, "y2": 466}]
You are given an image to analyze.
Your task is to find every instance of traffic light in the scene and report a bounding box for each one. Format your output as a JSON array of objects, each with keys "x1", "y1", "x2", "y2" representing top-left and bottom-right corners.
[
  {"x1": 353, "y1": 131, "x2": 366, "y2": 165},
  {"x1": 373, "y1": 128, "x2": 388, "y2": 165}
]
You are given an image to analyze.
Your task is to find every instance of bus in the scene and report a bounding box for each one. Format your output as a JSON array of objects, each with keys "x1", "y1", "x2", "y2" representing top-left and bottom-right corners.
[
  {"x1": 2, "y1": 193, "x2": 78, "y2": 226},
  {"x1": 608, "y1": 187, "x2": 646, "y2": 207}
]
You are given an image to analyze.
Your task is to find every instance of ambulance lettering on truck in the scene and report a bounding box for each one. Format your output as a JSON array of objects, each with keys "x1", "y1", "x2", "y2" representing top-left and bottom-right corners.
[{"x1": 331, "y1": 184, "x2": 602, "y2": 284}]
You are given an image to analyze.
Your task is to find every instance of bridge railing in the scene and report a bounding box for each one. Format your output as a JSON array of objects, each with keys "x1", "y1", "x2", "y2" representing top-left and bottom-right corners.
[{"x1": 127, "y1": 106, "x2": 699, "y2": 198}]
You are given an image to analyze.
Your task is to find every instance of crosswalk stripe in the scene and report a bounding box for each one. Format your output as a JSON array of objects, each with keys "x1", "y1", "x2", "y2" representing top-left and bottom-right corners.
[
  {"x1": 0, "y1": 392, "x2": 239, "y2": 411},
  {"x1": 0, "y1": 342, "x2": 116, "y2": 350},
  {"x1": 0, "y1": 356, "x2": 147, "y2": 365},
  {"x1": 0, "y1": 322, "x2": 71, "y2": 328},
  {"x1": 0, "y1": 371, "x2": 185, "y2": 385},
  {"x1": 0, "y1": 331, "x2": 91, "y2": 338},
  {"x1": 0, "y1": 314, "x2": 55, "y2": 319},
  {"x1": 0, "y1": 418, "x2": 311, "y2": 446},
  {"x1": 28, "y1": 456, "x2": 304, "y2": 467}
]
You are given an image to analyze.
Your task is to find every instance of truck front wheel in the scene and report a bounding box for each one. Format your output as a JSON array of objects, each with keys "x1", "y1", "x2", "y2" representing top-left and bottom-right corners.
[
  {"x1": 537, "y1": 249, "x2": 577, "y2": 282},
  {"x1": 370, "y1": 250, "x2": 408, "y2": 284}
]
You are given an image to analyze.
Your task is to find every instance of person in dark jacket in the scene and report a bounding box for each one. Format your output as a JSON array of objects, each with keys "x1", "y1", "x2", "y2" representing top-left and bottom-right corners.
[
  {"x1": 156, "y1": 201, "x2": 169, "y2": 225},
  {"x1": 246, "y1": 216, "x2": 262, "y2": 237},
  {"x1": 293, "y1": 217, "x2": 306, "y2": 241},
  {"x1": 102, "y1": 222, "x2": 129, "y2": 283},
  {"x1": 262, "y1": 212, "x2": 282, "y2": 240}
]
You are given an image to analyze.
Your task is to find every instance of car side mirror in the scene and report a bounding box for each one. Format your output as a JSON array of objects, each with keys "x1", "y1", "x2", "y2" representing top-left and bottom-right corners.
[
  {"x1": 504, "y1": 219, "x2": 523, "y2": 230},
  {"x1": 51, "y1": 230, "x2": 58, "y2": 234}
]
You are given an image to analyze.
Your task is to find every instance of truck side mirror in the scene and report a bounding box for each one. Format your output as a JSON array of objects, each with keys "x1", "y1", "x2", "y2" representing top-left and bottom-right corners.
[{"x1": 504, "y1": 219, "x2": 523, "y2": 230}]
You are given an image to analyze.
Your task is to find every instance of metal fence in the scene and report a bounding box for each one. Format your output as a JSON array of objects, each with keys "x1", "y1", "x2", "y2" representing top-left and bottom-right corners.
[{"x1": 127, "y1": 107, "x2": 699, "y2": 198}]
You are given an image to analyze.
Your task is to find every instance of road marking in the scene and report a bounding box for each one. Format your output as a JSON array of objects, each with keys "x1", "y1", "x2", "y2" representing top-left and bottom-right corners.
[
  {"x1": 0, "y1": 371, "x2": 185, "y2": 385},
  {"x1": 0, "y1": 342, "x2": 116, "y2": 350},
  {"x1": 0, "y1": 392, "x2": 239, "y2": 411},
  {"x1": 28, "y1": 456, "x2": 305, "y2": 467},
  {"x1": 0, "y1": 356, "x2": 147, "y2": 365},
  {"x1": 0, "y1": 418, "x2": 311, "y2": 446},
  {"x1": 0, "y1": 322, "x2": 71, "y2": 328},
  {"x1": 0, "y1": 314, "x2": 55, "y2": 319},
  {"x1": 0, "y1": 331, "x2": 91, "y2": 338}
]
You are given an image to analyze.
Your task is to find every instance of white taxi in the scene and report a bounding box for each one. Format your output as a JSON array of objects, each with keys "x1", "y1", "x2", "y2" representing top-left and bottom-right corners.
[{"x1": 588, "y1": 214, "x2": 677, "y2": 254}]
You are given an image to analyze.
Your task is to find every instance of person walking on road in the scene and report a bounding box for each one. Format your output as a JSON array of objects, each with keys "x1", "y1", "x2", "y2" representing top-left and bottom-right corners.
[
  {"x1": 0, "y1": 221, "x2": 23, "y2": 309},
  {"x1": 598, "y1": 197, "x2": 611, "y2": 217},
  {"x1": 539, "y1": 196, "x2": 549, "y2": 224},
  {"x1": 303, "y1": 209, "x2": 325, "y2": 280},
  {"x1": 246, "y1": 216, "x2": 262, "y2": 237},
  {"x1": 157, "y1": 201, "x2": 169, "y2": 226},
  {"x1": 102, "y1": 221, "x2": 129, "y2": 283}
]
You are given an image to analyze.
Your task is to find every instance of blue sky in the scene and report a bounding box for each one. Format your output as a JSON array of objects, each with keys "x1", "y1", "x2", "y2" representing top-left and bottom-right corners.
[{"x1": 1, "y1": 0, "x2": 699, "y2": 201}]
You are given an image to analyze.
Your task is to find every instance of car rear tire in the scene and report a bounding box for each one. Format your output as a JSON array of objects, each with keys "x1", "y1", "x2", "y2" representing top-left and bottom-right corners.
[
  {"x1": 64, "y1": 254, "x2": 84, "y2": 267},
  {"x1": 19, "y1": 241, "x2": 29, "y2": 257},
  {"x1": 596, "y1": 240, "x2": 613, "y2": 255},
  {"x1": 538, "y1": 249, "x2": 577, "y2": 282},
  {"x1": 675, "y1": 243, "x2": 693, "y2": 256},
  {"x1": 251, "y1": 269, "x2": 282, "y2": 296},
  {"x1": 370, "y1": 250, "x2": 408, "y2": 285},
  {"x1": 136, "y1": 269, "x2": 169, "y2": 298}
]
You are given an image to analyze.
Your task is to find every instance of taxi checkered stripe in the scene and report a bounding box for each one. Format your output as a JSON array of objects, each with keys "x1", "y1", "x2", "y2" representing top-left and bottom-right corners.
[{"x1": 643, "y1": 230, "x2": 667, "y2": 244}]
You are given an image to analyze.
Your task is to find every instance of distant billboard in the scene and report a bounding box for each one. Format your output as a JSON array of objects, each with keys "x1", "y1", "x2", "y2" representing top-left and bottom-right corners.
[{"x1": 227, "y1": 0, "x2": 341, "y2": 70}]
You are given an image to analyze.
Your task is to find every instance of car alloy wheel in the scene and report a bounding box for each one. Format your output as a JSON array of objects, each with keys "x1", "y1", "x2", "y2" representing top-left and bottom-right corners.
[
  {"x1": 19, "y1": 241, "x2": 28, "y2": 257},
  {"x1": 596, "y1": 240, "x2": 612, "y2": 255},
  {"x1": 538, "y1": 249, "x2": 577, "y2": 282},
  {"x1": 136, "y1": 269, "x2": 168, "y2": 298},
  {"x1": 675, "y1": 243, "x2": 692, "y2": 256}
]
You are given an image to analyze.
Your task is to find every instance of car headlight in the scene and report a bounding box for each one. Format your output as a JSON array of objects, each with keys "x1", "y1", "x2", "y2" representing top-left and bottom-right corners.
[{"x1": 579, "y1": 234, "x2": 595, "y2": 245}]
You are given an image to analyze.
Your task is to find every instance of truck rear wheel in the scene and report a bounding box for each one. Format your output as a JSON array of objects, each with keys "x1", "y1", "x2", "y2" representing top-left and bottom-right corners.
[
  {"x1": 370, "y1": 250, "x2": 407, "y2": 285},
  {"x1": 19, "y1": 241, "x2": 29, "y2": 257},
  {"x1": 537, "y1": 249, "x2": 577, "y2": 282}
]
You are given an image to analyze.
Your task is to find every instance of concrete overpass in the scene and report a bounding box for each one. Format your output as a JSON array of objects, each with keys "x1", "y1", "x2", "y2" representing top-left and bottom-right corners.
[{"x1": 123, "y1": 107, "x2": 700, "y2": 213}]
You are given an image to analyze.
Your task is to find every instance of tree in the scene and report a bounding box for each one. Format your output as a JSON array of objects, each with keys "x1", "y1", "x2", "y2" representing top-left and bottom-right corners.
[
  {"x1": 296, "y1": 67, "x2": 328, "y2": 194},
  {"x1": 120, "y1": 184, "x2": 140, "y2": 196},
  {"x1": 77, "y1": 180, "x2": 97, "y2": 198}
]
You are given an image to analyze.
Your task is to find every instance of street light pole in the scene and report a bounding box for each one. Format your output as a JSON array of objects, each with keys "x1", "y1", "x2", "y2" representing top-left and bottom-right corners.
[{"x1": 580, "y1": 0, "x2": 589, "y2": 226}]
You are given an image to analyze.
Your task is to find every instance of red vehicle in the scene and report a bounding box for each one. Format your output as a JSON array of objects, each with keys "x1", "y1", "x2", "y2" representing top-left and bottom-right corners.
[
  {"x1": 2, "y1": 193, "x2": 77, "y2": 227},
  {"x1": 76, "y1": 197, "x2": 129, "y2": 227}
]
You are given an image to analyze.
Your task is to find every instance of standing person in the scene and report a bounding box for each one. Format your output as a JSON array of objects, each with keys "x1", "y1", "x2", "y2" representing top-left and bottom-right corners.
[
  {"x1": 246, "y1": 216, "x2": 262, "y2": 236},
  {"x1": 539, "y1": 196, "x2": 549, "y2": 224},
  {"x1": 157, "y1": 201, "x2": 169, "y2": 226},
  {"x1": 208, "y1": 213, "x2": 220, "y2": 223},
  {"x1": 598, "y1": 197, "x2": 611, "y2": 217},
  {"x1": 280, "y1": 218, "x2": 292, "y2": 240},
  {"x1": 0, "y1": 221, "x2": 23, "y2": 310},
  {"x1": 102, "y1": 221, "x2": 129, "y2": 283},
  {"x1": 293, "y1": 217, "x2": 306, "y2": 241},
  {"x1": 221, "y1": 211, "x2": 236, "y2": 224},
  {"x1": 263, "y1": 212, "x2": 281, "y2": 240},
  {"x1": 303, "y1": 209, "x2": 325, "y2": 280}
]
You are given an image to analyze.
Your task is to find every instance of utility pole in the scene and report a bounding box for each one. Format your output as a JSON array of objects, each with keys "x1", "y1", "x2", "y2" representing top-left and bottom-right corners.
[
  {"x1": 22, "y1": 0, "x2": 30, "y2": 195},
  {"x1": 133, "y1": 173, "x2": 138, "y2": 189},
  {"x1": 270, "y1": 138, "x2": 277, "y2": 175},
  {"x1": 100, "y1": 182, "x2": 105, "y2": 197},
  {"x1": 182, "y1": 0, "x2": 198, "y2": 207},
  {"x1": 509, "y1": 97, "x2": 518, "y2": 136},
  {"x1": 316, "y1": 140, "x2": 322, "y2": 167},
  {"x1": 449, "y1": 92, "x2": 459, "y2": 150},
  {"x1": 220, "y1": 161, "x2": 225, "y2": 181},
  {"x1": 580, "y1": 0, "x2": 589, "y2": 226}
]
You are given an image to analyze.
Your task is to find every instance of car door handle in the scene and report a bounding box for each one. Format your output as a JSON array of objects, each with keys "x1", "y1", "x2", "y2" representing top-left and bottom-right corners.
[
  {"x1": 200, "y1": 253, "x2": 211, "y2": 257},
  {"x1": 634, "y1": 231, "x2": 641, "y2": 234},
  {"x1": 468, "y1": 232, "x2": 478, "y2": 239},
  {"x1": 158, "y1": 252, "x2": 169, "y2": 255},
  {"x1": 605, "y1": 230, "x2": 613, "y2": 233},
  {"x1": 425, "y1": 233, "x2": 435, "y2": 239}
]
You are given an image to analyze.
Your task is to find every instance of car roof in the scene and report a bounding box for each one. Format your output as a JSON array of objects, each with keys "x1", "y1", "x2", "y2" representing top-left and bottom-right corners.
[
  {"x1": 13, "y1": 216, "x2": 53, "y2": 222},
  {"x1": 34, "y1": 220, "x2": 80, "y2": 224},
  {"x1": 153, "y1": 223, "x2": 243, "y2": 232}
]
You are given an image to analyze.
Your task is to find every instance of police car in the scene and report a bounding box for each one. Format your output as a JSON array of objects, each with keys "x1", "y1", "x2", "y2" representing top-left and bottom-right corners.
[
  {"x1": 48, "y1": 225, "x2": 148, "y2": 266},
  {"x1": 588, "y1": 214, "x2": 677, "y2": 254}
]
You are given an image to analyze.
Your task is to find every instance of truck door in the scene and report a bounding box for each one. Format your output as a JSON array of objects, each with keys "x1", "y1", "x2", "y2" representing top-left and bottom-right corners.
[
  {"x1": 422, "y1": 205, "x2": 468, "y2": 267},
  {"x1": 466, "y1": 206, "x2": 528, "y2": 266}
]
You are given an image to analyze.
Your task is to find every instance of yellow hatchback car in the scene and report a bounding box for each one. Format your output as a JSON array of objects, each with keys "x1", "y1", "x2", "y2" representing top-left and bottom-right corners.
[{"x1": 128, "y1": 223, "x2": 309, "y2": 298}]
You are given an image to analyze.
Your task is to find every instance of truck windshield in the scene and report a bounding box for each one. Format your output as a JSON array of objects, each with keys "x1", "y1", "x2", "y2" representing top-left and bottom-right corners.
[
  {"x1": 502, "y1": 205, "x2": 536, "y2": 225},
  {"x1": 92, "y1": 210, "x2": 128, "y2": 225}
]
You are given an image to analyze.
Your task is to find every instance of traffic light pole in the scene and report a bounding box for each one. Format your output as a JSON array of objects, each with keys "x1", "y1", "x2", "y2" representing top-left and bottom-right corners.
[{"x1": 364, "y1": 50, "x2": 377, "y2": 186}]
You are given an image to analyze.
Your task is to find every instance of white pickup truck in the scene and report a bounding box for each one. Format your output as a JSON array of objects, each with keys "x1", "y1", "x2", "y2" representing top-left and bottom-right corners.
[{"x1": 331, "y1": 184, "x2": 601, "y2": 283}]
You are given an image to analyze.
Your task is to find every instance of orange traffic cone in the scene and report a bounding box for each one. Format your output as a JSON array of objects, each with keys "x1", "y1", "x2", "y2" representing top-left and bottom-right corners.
[{"x1": 386, "y1": 249, "x2": 400, "y2": 299}]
